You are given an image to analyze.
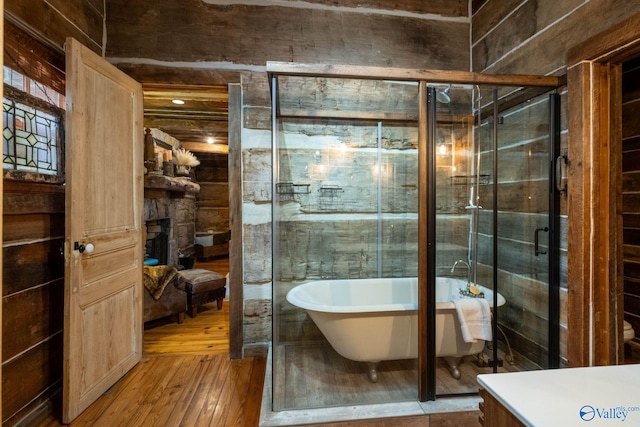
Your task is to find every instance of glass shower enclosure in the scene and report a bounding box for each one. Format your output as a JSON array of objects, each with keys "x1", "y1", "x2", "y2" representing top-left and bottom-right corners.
[{"x1": 268, "y1": 63, "x2": 563, "y2": 411}]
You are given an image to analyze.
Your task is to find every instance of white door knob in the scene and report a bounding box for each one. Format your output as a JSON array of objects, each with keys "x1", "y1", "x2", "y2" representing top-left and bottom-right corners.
[{"x1": 75, "y1": 242, "x2": 95, "y2": 254}]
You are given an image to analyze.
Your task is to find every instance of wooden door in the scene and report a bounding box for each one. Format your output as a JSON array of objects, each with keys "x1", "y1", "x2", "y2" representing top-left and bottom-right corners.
[{"x1": 63, "y1": 38, "x2": 144, "y2": 423}]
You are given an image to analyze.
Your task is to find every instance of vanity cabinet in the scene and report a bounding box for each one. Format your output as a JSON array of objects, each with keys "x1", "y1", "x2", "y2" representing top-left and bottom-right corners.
[{"x1": 478, "y1": 388, "x2": 525, "y2": 427}]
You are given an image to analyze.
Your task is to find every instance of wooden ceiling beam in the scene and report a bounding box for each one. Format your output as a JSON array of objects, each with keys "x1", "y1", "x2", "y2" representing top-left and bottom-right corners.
[
  {"x1": 144, "y1": 99, "x2": 228, "y2": 109},
  {"x1": 181, "y1": 141, "x2": 229, "y2": 154},
  {"x1": 143, "y1": 117, "x2": 228, "y2": 132},
  {"x1": 160, "y1": 131, "x2": 228, "y2": 144},
  {"x1": 142, "y1": 83, "x2": 228, "y2": 101},
  {"x1": 144, "y1": 111, "x2": 228, "y2": 121}
]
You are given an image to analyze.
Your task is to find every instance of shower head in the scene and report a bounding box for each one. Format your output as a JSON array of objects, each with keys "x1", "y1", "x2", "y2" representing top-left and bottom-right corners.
[{"x1": 436, "y1": 86, "x2": 451, "y2": 104}]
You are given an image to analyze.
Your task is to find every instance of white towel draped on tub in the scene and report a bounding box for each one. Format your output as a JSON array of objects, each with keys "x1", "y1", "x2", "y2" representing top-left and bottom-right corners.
[{"x1": 453, "y1": 297, "x2": 492, "y2": 343}]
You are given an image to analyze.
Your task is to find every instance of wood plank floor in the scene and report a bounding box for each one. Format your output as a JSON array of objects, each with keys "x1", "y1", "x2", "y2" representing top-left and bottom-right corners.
[{"x1": 36, "y1": 257, "x2": 269, "y2": 427}]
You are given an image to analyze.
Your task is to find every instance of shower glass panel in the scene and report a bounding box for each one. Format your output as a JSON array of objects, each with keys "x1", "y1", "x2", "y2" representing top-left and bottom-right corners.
[
  {"x1": 485, "y1": 88, "x2": 558, "y2": 371},
  {"x1": 272, "y1": 75, "x2": 419, "y2": 411},
  {"x1": 432, "y1": 83, "x2": 559, "y2": 396},
  {"x1": 431, "y1": 84, "x2": 494, "y2": 395}
]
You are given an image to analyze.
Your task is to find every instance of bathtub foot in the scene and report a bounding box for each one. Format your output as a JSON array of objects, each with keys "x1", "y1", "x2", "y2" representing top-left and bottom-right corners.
[
  {"x1": 443, "y1": 357, "x2": 461, "y2": 380},
  {"x1": 366, "y1": 362, "x2": 379, "y2": 383}
]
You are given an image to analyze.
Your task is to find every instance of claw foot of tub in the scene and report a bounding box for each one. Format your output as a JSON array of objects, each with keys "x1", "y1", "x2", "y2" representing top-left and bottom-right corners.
[
  {"x1": 444, "y1": 357, "x2": 461, "y2": 380},
  {"x1": 366, "y1": 362, "x2": 379, "y2": 383}
]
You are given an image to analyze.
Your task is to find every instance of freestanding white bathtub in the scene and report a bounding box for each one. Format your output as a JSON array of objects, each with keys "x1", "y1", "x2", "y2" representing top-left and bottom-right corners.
[{"x1": 286, "y1": 276, "x2": 505, "y2": 382}]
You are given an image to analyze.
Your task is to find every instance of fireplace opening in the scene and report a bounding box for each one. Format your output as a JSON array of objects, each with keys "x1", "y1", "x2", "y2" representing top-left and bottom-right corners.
[{"x1": 145, "y1": 218, "x2": 171, "y2": 265}]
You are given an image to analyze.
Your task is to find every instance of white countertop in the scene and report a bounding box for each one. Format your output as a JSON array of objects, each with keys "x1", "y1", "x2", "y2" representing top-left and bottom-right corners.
[{"x1": 477, "y1": 365, "x2": 640, "y2": 426}]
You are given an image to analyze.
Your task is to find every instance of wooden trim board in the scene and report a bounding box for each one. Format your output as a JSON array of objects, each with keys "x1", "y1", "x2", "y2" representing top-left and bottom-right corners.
[
  {"x1": 228, "y1": 83, "x2": 243, "y2": 359},
  {"x1": 566, "y1": 11, "x2": 640, "y2": 366},
  {"x1": 267, "y1": 61, "x2": 561, "y2": 87}
]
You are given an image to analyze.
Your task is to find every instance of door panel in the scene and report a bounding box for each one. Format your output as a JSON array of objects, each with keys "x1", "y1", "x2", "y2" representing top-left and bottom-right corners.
[{"x1": 63, "y1": 37, "x2": 144, "y2": 423}]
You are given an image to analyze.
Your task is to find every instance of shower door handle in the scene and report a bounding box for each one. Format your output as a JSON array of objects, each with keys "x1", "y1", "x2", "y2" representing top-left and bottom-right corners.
[
  {"x1": 555, "y1": 152, "x2": 568, "y2": 195},
  {"x1": 534, "y1": 227, "x2": 549, "y2": 256}
]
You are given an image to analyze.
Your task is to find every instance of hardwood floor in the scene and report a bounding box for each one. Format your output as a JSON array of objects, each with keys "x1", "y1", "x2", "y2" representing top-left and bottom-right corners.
[
  {"x1": 36, "y1": 256, "x2": 268, "y2": 427},
  {"x1": 41, "y1": 353, "x2": 266, "y2": 427}
]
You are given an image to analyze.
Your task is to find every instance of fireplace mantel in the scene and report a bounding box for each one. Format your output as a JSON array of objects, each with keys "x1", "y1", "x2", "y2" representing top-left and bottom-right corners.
[{"x1": 144, "y1": 174, "x2": 200, "y2": 193}]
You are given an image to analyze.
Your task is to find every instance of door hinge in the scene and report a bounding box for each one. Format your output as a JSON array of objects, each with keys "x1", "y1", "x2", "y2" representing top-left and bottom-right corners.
[{"x1": 488, "y1": 359, "x2": 503, "y2": 368}]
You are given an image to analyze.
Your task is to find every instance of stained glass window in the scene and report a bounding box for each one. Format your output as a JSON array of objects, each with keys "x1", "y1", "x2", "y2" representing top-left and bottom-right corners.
[
  {"x1": 3, "y1": 99, "x2": 60, "y2": 174},
  {"x1": 3, "y1": 66, "x2": 64, "y2": 177}
]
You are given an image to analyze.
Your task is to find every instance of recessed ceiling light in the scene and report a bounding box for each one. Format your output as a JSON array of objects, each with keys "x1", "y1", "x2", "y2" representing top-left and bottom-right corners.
[
  {"x1": 172, "y1": 99, "x2": 185, "y2": 105},
  {"x1": 206, "y1": 137, "x2": 215, "y2": 144}
]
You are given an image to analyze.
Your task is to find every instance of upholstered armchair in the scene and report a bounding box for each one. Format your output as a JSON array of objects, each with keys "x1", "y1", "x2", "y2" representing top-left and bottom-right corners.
[{"x1": 143, "y1": 265, "x2": 187, "y2": 323}]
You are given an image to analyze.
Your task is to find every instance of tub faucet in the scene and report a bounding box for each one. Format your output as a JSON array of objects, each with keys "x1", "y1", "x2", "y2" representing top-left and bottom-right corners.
[
  {"x1": 451, "y1": 259, "x2": 484, "y2": 298},
  {"x1": 450, "y1": 259, "x2": 470, "y2": 275},
  {"x1": 451, "y1": 259, "x2": 481, "y2": 298}
]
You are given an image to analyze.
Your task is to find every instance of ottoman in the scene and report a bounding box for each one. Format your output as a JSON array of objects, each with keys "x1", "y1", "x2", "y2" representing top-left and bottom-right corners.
[{"x1": 178, "y1": 268, "x2": 227, "y2": 318}]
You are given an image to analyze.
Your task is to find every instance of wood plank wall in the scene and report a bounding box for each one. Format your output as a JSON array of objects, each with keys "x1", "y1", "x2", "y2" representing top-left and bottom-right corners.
[
  {"x1": 2, "y1": 181, "x2": 65, "y2": 426},
  {"x1": 471, "y1": 0, "x2": 640, "y2": 76},
  {"x1": 5, "y1": 0, "x2": 104, "y2": 54},
  {"x1": 105, "y1": 0, "x2": 469, "y2": 69},
  {"x1": 194, "y1": 153, "x2": 230, "y2": 241},
  {"x1": 622, "y1": 57, "x2": 640, "y2": 344}
]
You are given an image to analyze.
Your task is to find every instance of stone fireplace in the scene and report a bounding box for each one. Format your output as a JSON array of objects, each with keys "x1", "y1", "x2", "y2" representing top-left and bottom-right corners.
[{"x1": 144, "y1": 174, "x2": 200, "y2": 267}]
